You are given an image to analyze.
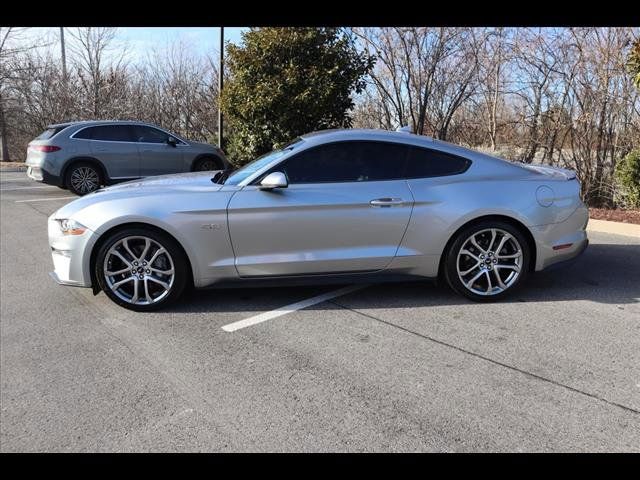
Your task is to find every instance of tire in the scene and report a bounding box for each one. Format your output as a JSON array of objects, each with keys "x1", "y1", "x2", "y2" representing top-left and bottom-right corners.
[
  {"x1": 443, "y1": 220, "x2": 531, "y2": 302},
  {"x1": 65, "y1": 161, "x2": 102, "y2": 195},
  {"x1": 95, "y1": 227, "x2": 189, "y2": 311},
  {"x1": 193, "y1": 156, "x2": 223, "y2": 172}
]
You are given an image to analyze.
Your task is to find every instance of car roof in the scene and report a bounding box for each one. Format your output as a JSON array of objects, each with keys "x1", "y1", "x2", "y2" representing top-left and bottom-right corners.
[
  {"x1": 298, "y1": 128, "x2": 478, "y2": 157},
  {"x1": 46, "y1": 120, "x2": 162, "y2": 130},
  {"x1": 300, "y1": 128, "x2": 434, "y2": 144},
  {"x1": 297, "y1": 128, "x2": 523, "y2": 172}
]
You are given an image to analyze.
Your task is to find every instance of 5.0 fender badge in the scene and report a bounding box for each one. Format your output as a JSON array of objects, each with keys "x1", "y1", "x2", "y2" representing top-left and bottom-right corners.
[{"x1": 201, "y1": 224, "x2": 221, "y2": 230}]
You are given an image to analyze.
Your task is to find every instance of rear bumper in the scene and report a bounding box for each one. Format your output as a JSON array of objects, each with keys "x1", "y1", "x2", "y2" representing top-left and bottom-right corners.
[
  {"x1": 532, "y1": 204, "x2": 589, "y2": 271},
  {"x1": 27, "y1": 166, "x2": 63, "y2": 186},
  {"x1": 539, "y1": 238, "x2": 588, "y2": 271}
]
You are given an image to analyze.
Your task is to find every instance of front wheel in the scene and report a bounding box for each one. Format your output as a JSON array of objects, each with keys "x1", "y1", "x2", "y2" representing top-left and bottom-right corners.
[
  {"x1": 95, "y1": 228, "x2": 189, "y2": 311},
  {"x1": 444, "y1": 221, "x2": 530, "y2": 302}
]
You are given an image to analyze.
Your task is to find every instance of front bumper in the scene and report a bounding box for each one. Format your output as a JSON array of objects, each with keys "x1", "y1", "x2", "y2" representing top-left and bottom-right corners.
[
  {"x1": 48, "y1": 215, "x2": 99, "y2": 287},
  {"x1": 532, "y1": 204, "x2": 589, "y2": 271}
]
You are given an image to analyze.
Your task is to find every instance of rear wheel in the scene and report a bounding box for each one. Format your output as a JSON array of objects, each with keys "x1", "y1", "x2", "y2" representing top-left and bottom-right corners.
[
  {"x1": 193, "y1": 156, "x2": 222, "y2": 172},
  {"x1": 444, "y1": 221, "x2": 530, "y2": 301},
  {"x1": 65, "y1": 162, "x2": 102, "y2": 195},
  {"x1": 95, "y1": 227, "x2": 188, "y2": 311}
]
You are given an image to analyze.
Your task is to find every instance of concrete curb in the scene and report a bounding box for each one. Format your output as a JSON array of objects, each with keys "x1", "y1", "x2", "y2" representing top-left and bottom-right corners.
[
  {"x1": 587, "y1": 219, "x2": 640, "y2": 238},
  {"x1": 0, "y1": 167, "x2": 27, "y2": 172}
]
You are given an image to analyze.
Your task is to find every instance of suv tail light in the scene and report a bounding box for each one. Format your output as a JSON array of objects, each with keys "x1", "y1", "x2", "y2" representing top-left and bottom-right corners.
[{"x1": 29, "y1": 145, "x2": 61, "y2": 153}]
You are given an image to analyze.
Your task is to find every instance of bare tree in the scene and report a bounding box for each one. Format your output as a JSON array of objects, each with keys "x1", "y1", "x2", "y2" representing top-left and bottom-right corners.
[
  {"x1": 0, "y1": 27, "x2": 53, "y2": 161},
  {"x1": 353, "y1": 27, "x2": 482, "y2": 140},
  {"x1": 67, "y1": 27, "x2": 128, "y2": 118}
]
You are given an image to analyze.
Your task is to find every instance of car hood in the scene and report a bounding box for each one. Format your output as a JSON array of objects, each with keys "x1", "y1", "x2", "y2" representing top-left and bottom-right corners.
[
  {"x1": 103, "y1": 170, "x2": 224, "y2": 191},
  {"x1": 51, "y1": 171, "x2": 225, "y2": 220}
]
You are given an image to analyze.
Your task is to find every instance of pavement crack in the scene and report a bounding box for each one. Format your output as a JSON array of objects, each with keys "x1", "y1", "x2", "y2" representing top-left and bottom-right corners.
[{"x1": 328, "y1": 300, "x2": 640, "y2": 416}]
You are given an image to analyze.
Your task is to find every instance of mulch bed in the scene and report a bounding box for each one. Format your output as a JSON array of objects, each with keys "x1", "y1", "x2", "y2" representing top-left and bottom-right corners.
[
  {"x1": 0, "y1": 162, "x2": 27, "y2": 170},
  {"x1": 590, "y1": 208, "x2": 640, "y2": 225}
]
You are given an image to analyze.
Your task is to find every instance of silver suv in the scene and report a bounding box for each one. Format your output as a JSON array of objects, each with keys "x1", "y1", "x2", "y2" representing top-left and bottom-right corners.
[{"x1": 26, "y1": 120, "x2": 231, "y2": 195}]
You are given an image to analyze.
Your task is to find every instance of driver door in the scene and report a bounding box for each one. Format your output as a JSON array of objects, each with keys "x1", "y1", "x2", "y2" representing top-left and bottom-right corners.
[{"x1": 226, "y1": 141, "x2": 414, "y2": 277}]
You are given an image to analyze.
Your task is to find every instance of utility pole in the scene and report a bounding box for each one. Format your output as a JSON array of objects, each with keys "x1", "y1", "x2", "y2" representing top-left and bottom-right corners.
[
  {"x1": 60, "y1": 27, "x2": 69, "y2": 121},
  {"x1": 60, "y1": 27, "x2": 67, "y2": 82},
  {"x1": 218, "y1": 27, "x2": 224, "y2": 150}
]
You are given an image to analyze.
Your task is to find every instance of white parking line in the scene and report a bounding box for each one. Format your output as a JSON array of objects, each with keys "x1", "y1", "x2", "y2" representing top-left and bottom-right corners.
[
  {"x1": 221, "y1": 284, "x2": 366, "y2": 332},
  {"x1": 15, "y1": 196, "x2": 76, "y2": 203},
  {"x1": 1, "y1": 185, "x2": 55, "y2": 191}
]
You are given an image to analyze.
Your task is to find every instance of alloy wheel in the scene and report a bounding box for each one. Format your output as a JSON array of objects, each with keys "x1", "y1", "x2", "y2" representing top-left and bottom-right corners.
[
  {"x1": 456, "y1": 228, "x2": 523, "y2": 296},
  {"x1": 103, "y1": 236, "x2": 175, "y2": 305},
  {"x1": 70, "y1": 166, "x2": 100, "y2": 194}
]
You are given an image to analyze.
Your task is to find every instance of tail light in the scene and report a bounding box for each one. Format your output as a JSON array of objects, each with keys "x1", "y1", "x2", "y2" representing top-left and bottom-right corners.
[{"x1": 29, "y1": 145, "x2": 61, "y2": 153}]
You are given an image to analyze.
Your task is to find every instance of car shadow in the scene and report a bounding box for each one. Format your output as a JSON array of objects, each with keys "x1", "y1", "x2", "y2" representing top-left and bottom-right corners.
[{"x1": 165, "y1": 243, "x2": 640, "y2": 314}]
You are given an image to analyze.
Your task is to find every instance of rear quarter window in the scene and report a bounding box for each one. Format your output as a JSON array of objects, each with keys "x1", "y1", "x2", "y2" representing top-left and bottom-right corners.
[
  {"x1": 35, "y1": 126, "x2": 67, "y2": 140},
  {"x1": 405, "y1": 147, "x2": 471, "y2": 178}
]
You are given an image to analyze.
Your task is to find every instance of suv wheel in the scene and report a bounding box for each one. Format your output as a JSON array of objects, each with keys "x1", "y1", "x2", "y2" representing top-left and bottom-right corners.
[
  {"x1": 193, "y1": 156, "x2": 222, "y2": 171},
  {"x1": 66, "y1": 162, "x2": 102, "y2": 195}
]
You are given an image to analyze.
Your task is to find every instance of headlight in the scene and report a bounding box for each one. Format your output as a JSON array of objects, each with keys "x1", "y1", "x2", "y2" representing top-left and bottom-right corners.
[{"x1": 57, "y1": 219, "x2": 87, "y2": 236}]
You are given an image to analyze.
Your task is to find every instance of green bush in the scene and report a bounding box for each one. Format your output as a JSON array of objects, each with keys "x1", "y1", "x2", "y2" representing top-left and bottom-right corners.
[
  {"x1": 614, "y1": 149, "x2": 640, "y2": 209},
  {"x1": 221, "y1": 28, "x2": 374, "y2": 166}
]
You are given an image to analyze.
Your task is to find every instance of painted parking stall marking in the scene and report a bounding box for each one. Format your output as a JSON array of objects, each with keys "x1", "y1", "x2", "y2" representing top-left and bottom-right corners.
[{"x1": 221, "y1": 284, "x2": 366, "y2": 332}]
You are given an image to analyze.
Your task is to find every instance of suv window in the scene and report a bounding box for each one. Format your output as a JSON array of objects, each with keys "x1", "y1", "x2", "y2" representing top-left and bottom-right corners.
[
  {"x1": 134, "y1": 125, "x2": 176, "y2": 144},
  {"x1": 271, "y1": 141, "x2": 409, "y2": 184},
  {"x1": 405, "y1": 147, "x2": 471, "y2": 178},
  {"x1": 73, "y1": 125, "x2": 136, "y2": 142},
  {"x1": 36, "y1": 126, "x2": 67, "y2": 140}
]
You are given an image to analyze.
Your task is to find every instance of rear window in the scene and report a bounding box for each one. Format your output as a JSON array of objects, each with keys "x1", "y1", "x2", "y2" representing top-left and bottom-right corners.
[{"x1": 36, "y1": 126, "x2": 67, "y2": 140}]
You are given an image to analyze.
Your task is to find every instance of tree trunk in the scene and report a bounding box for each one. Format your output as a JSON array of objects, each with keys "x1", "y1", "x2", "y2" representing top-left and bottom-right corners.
[{"x1": 0, "y1": 94, "x2": 9, "y2": 162}]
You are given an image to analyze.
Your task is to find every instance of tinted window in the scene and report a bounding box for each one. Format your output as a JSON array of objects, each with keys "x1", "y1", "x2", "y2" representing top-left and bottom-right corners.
[
  {"x1": 274, "y1": 141, "x2": 409, "y2": 184},
  {"x1": 72, "y1": 127, "x2": 93, "y2": 139},
  {"x1": 134, "y1": 126, "x2": 170, "y2": 144},
  {"x1": 36, "y1": 126, "x2": 67, "y2": 140},
  {"x1": 74, "y1": 125, "x2": 135, "y2": 142},
  {"x1": 405, "y1": 147, "x2": 471, "y2": 178}
]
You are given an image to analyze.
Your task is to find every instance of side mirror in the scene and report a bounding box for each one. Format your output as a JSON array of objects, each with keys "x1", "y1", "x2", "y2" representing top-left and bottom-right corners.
[
  {"x1": 167, "y1": 136, "x2": 177, "y2": 147},
  {"x1": 259, "y1": 171, "x2": 288, "y2": 190}
]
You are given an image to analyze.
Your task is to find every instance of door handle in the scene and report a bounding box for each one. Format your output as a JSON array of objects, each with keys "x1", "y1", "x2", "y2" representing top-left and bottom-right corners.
[{"x1": 370, "y1": 198, "x2": 405, "y2": 207}]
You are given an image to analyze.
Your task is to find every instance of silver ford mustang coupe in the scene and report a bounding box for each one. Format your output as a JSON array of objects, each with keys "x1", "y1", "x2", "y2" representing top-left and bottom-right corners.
[{"x1": 47, "y1": 129, "x2": 588, "y2": 311}]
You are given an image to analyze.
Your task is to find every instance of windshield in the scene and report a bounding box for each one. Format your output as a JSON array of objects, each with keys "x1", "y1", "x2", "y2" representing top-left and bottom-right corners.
[{"x1": 222, "y1": 138, "x2": 303, "y2": 186}]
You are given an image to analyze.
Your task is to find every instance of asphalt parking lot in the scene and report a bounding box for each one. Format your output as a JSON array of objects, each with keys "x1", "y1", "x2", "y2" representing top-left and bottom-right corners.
[{"x1": 1, "y1": 170, "x2": 639, "y2": 452}]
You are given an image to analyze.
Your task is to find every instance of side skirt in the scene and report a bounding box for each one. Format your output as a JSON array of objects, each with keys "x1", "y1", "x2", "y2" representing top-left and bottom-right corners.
[{"x1": 198, "y1": 271, "x2": 438, "y2": 290}]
